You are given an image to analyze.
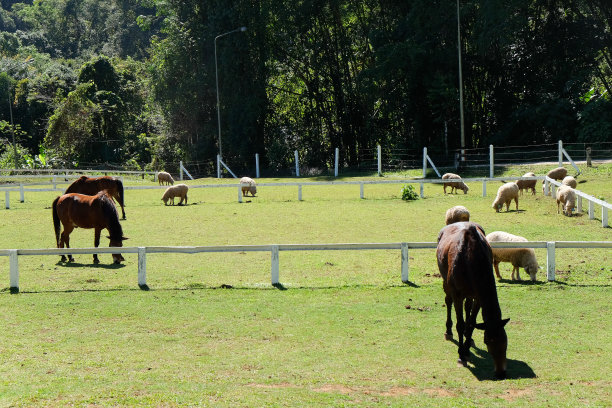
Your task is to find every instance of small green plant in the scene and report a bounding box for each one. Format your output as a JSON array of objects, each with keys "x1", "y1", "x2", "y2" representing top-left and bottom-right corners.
[{"x1": 400, "y1": 184, "x2": 419, "y2": 201}]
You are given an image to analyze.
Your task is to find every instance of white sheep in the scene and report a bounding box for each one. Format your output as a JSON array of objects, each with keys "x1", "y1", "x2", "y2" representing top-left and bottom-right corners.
[
  {"x1": 162, "y1": 183, "x2": 188, "y2": 205},
  {"x1": 441, "y1": 173, "x2": 469, "y2": 194},
  {"x1": 492, "y1": 182, "x2": 519, "y2": 212},
  {"x1": 445, "y1": 205, "x2": 470, "y2": 225},
  {"x1": 157, "y1": 171, "x2": 175, "y2": 186},
  {"x1": 562, "y1": 175, "x2": 577, "y2": 189},
  {"x1": 240, "y1": 176, "x2": 257, "y2": 196},
  {"x1": 556, "y1": 185, "x2": 576, "y2": 216},
  {"x1": 515, "y1": 172, "x2": 537, "y2": 195},
  {"x1": 542, "y1": 167, "x2": 567, "y2": 195},
  {"x1": 486, "y1": 231, "x2": 540, "y2": 281}
]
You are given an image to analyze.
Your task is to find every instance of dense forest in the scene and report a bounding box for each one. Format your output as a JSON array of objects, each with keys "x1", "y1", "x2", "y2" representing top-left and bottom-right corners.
[{"x1": 0, "y1": 0, "x2": 611, "y2": 175}]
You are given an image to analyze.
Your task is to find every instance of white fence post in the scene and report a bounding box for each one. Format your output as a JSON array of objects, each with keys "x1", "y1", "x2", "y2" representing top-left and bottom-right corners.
[
  {"x1": 255, "y1": 153, "x2": 260, "y2": 178},
  {"x1": 138, "y1": 247, "x2": 148, "y2": 290},
  {"x1": 180, "y1": 161, "x2": 184, "y2": 181},
  {"x1": 558, "y1": 140, "x2": 563, "y2": 167},
  {"x1": 271, "y1": 245, "x2": 279, "y2": 285},
  {"x1": 294, "y1": 150, "x2": 300, "y2": 177},
  {"x1": 602, "y1": 207, "x2": 608, "y2": 228},
  {"x1": 9, "y1": 249, "x2": 19, "y2": 293},
  {"x1": 217, "y1": 155, "x2": 221, "y2": 178},
  {"x1": 401, "y1": 242, "x2": 409, "y2": 283},
  {"x1": 298, "y1": 184, "x2": 302, "y2": 201},
  {"x1": 19, "y1": 183, "x2": 24, "y2": 203},
  {"x1": 4, "y1": 191, "x2": 9, "y2": 209},
  {"x1": 52, "y1": 176, "x2": 57, "y2": 190},
  {"x1": 377, "y1": 144, "x2": 382, "y2": 176},
  {"x1": 422, "y1": 147, "x2": 427, "y2": 178},
  {"x1": 546, "y1": 241, "x2": 556, "y2": 281},
  {"x1": 238, "y1": 186, "x2": 243, "y2": 203},
  {"x1": 334, "y1": 147, "x2": 339, "y2": 177},
  {"x1": 419, "y1": 182, "x2": 424, "y2": 198},
  {"x1": 544, "y1": 178, "x2": 550, "y2": 196},
  {"x1": 360, "y1": 183, "x2": 364, "y2": 199},
  {"x1": 482, "y1": 180, "x2": 486, "y2": 197},
  {"x1": 589, "y1": 201, "x2": 594, "y2": 220},
  {"x1": 577, "y1": 196, "x2": 582, "y2": 213},
  {"x1": 489, "y1": 144, "x2": 494, "y2": 178}
]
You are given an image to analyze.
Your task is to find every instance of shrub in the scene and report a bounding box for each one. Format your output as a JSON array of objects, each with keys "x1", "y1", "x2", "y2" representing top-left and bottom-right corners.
[{"x1": 401, "y1": 184, "x2": 419, "y2": 201}]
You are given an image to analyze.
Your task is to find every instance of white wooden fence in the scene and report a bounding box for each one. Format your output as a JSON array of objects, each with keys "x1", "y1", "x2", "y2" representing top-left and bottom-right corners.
[
  {"x1": 2, "y1": 175, "x2": 611, "y2": 227},
  {"x1": 2, "y1": 241, "x2": 610, "y2": 293}
]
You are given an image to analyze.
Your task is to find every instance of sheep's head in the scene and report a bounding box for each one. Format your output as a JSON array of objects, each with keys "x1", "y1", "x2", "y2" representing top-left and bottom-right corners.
[
  {"x1": 524, "y1": 263, "x2": 540, "y2": 281},
  {"x1": 462, "y1": 184, "x2": 469, "y2": 194}
]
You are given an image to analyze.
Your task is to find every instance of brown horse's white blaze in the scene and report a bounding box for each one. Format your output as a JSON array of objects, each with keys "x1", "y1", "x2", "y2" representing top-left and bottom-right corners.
[
  {"x1": 436, "y1": 222, "x2": 509, "y2": 379},
  {"x1": 52, "y1": 191, "x2": 128, "y2": 264}
]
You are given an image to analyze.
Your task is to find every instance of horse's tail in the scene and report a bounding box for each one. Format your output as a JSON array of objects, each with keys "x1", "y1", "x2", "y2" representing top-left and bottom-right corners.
[
  {"x1": 116, "y1": 178, "x2": 125, "y2": 207},
  {"x1": 52, "y1": 196, "x2": 61, "y2": 247}
]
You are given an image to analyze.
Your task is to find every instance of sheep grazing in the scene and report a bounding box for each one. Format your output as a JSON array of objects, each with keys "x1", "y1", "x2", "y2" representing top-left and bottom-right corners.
[
  {"x1": 486, "y1": 231, "x2": 540, "y2": 281},
  {"x1": 157, "y1": 171, "x2": 175, "y2": 186},
  {"x1": 441, "y1": 173, "x2": 469, "y2": 194},
  {"x1": 556, "y1": 185, "x2": 576, "y2": 216},
  {"x1": 445, "y1": 205, "x2": 470, "y2": 225},
  {"x1": 562, "y1": 175, "x2": 577, "y2": 189},
  {"x1": 162, "y1": 183, "x2": 189, "y2": 206},
  {"x1": 542, "y1": 167, "x2": 567, "y2": 195},
  {"x1": 492, "y1": 182, "x2": 519, "y2": 212},
  {"x1": 240, "y1": 176, "x2": 257, "y2": 197},
  {"x1": 515, "y1": 172, "x2": 537, "y2": 195}
]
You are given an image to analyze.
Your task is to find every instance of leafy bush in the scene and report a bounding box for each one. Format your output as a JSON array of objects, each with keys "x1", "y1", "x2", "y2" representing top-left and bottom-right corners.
[{"x1": 401, "y1": 184, "x2": 419, "y2": 201}]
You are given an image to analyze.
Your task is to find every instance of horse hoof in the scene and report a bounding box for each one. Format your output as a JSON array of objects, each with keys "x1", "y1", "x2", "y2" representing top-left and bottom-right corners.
[{"x1": 444, "y1": 333, "x2": 453, "y2": 341}]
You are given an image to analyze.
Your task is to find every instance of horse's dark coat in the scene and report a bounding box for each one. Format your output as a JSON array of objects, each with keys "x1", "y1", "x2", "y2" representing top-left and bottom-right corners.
[
  {"x1": 65, "y1": 176, "x2": 126, "y2": 219},
  {"x1": 436, "y1": 222, "x2": 509, "y2": 379}
]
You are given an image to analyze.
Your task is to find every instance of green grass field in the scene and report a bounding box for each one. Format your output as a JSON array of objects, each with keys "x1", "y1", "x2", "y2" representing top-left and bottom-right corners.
[{"x1": 0, "y1": 164, "x2": 610, "y2": 407}]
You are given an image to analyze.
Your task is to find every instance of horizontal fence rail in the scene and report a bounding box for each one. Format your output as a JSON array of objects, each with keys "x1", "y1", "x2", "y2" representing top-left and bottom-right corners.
[
  {"x1": 2, "y1": 176, "x2": 611, "y2": 227},
  {"x1": 2, "y1": 241, "x2": 610, "y2": 293}
]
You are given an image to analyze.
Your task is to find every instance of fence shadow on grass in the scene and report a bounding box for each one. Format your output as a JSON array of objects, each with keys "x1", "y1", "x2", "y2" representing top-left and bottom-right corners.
[{"x1": 467, "y1": 345, "x2": 536, "y2": 381}]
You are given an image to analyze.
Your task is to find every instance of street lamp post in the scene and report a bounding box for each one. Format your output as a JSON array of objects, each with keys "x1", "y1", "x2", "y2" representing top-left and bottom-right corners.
[{"x1": 214, "y1": 26, "x2": 247, "y2": 164}]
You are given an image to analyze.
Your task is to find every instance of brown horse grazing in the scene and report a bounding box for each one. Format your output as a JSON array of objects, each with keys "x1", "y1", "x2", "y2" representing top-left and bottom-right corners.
[
  {"x1": 65, "y1": 176, "x2": 126, "y2": 219},
  {"x1": 52, "y1": 191, "x2": 128, "y2": 264},
  {"x1": 436, "y1": 222, "x2": 510, "y2": 379}
]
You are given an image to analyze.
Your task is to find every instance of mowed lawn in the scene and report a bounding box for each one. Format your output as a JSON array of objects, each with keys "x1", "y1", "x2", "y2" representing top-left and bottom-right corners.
[{"x1": 0, "y1": 164, "x2": 610, "y2": 407}]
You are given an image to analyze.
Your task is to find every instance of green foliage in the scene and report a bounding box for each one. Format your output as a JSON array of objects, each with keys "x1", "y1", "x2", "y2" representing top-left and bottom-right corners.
[{"x1": 400, "y1": 184, "x2": 419, "y2": 201}]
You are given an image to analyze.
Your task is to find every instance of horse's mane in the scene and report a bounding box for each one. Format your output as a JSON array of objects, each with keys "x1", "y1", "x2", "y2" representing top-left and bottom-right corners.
[{"x1": 98, "y1": 192, "x2": 123, "y2": 240}]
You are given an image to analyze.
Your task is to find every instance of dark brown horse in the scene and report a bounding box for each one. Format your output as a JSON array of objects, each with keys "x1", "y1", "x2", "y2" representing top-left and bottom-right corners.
[
  {"x1": 65, "y1": 176, "x2": 126, "y2": 219},
  {"x1": 52, "y1": 191, "x2": 128, "y2": 264},
  {"x1": 436, "y1": 222, "x2": 509, "y2": 379}
]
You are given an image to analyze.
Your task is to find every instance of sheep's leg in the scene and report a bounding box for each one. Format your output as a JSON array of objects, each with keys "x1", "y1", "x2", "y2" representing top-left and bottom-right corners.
[
  {"x1": 514, "y1": 266, "x2": 521, "y2": 281},
  {"x1": 514, "y1": 197, "x2": 519, "y2": 211},
  {"x1": 493, "y1": 261, "x2": 502, "y2": 280},
  {"x1": 445, "y1": 293, "x2": 453, "y2": 340}
]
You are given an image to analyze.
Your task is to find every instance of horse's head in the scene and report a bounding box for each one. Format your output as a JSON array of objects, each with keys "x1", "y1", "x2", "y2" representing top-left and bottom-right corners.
[
  {"x1": 108, "y1": 236, "x2": 128, "y2": 264},
  {"x1": 475, "y1": 318, "x2": 509, "y2": 379}
]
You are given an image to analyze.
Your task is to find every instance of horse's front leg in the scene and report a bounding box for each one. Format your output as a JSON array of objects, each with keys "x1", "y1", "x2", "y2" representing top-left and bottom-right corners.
[
  {"x1": 444, "y1": 293, "x2": 453, "y2": 340},
  {"x1": 93, "y1": 228, "x2": 101, "y2": 264}
]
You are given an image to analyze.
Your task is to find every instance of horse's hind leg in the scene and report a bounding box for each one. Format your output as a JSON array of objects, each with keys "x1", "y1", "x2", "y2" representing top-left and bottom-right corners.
[
  {"x1": 464, "y1": 298, "x2": 476, "y2": 348},
  {"x1": 453, "y1": 298, "x2": 469, "y2": 364},
  {"x1": 60, "y1": 227, "x2": 74, "y2": 262},
  {"x1": 93, "y1": 228, "x2": 101, "y2": 264},
  {"x1": 444, "y1": 293, "x2": 453, "y2": 340}
]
